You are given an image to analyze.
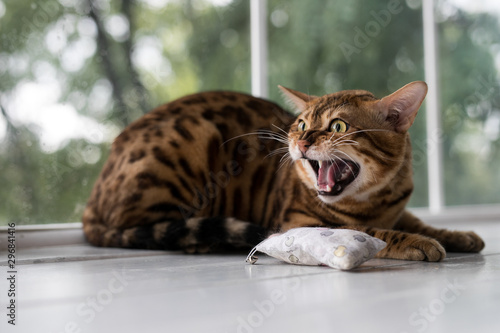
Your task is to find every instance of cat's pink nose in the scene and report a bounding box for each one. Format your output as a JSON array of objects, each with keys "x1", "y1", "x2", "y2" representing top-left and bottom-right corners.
[{"x1": 297, "y1": 140, "x2": 311, "y2": 154}]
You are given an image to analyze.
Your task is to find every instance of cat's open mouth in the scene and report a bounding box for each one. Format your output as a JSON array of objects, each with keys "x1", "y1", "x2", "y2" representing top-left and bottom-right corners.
[{"x1": 302, "y1": 159, "x2": 360, "y2": 196}]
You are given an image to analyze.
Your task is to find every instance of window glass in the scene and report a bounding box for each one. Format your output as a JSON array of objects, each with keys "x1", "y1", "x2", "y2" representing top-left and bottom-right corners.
[
  {"x1": 437, "y1": 0, "x2": 500, "y2": 205},
  {"x1": 0, "y1": 0, "x2": 249, "y2": 225}
]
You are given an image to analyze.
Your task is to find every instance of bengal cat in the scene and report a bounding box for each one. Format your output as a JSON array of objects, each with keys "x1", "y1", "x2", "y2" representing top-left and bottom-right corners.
[{"x1": 82, "y1": 81, "x2": 484, "y2": 261}]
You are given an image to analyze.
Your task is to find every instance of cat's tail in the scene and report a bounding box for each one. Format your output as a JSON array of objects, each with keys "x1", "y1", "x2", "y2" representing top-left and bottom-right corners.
[{"x1": 83, "y1": 217, "x2": 268, "y2": 253}]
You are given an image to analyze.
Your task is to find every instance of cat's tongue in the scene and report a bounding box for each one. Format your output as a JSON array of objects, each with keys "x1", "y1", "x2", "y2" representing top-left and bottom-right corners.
[
  {"x1": 317, "y1": 161, "x2": 341, "y2": 192},
  {"x1": 317, "y1": 161, "x2": 335, "y2": 192},
  {"x1": 315, "y1": 159, "x2": 359, "y2": 195}
]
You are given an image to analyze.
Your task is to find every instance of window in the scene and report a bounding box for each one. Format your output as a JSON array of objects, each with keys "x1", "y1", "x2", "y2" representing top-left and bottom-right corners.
[
  {"x1": 1, "y1": 0, "x2": 499, "y2": 226},
  {"x1": 436, "y1": 0, "x2": 500, "y2": 207},
  {"x1": 0, "y1": 0, "x2": 250, "y2": 225}
]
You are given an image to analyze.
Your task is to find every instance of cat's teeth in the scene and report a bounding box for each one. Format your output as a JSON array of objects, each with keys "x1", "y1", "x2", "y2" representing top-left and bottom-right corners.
[
  {"x1": 326, "y1": 185, "x2": 332, "y2": 192},
  {"x1": 318, "y1": 160, "x2": 323, "y2": 169}
]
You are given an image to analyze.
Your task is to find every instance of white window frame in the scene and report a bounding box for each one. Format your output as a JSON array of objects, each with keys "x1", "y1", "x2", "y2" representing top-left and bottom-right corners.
[
  {"x1": 422, "y1": 0, "x2": 444, "y2": 213},
  {"x1": 251, "y1": 0, "x2": 269, "y2": 98}
]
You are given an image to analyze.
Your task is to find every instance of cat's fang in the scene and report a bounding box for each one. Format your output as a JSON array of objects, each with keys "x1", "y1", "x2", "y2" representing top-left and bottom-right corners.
[
  {"x1": 318, "y1": 160, "x2": 323, "y2": 169},
  {"x1": 340, "y1": 167, "x2": 350, "y2": 181},
  {"x1": 326, "y1": 185, "x2": 332, "y2": 192}
]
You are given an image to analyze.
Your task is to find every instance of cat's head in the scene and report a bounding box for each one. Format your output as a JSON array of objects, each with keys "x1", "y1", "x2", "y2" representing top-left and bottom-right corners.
[{"x1": 281, "y1": 81, "x2": 427, "y2": 204}]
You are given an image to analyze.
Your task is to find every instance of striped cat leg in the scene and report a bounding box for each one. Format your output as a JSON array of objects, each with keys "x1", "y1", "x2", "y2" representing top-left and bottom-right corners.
[
  {"x1": 365, "y1": 227, "x2": 446, "y2": 261},
  {"x1": 394, "y1": 210, "x2": 485, "y2": 253},
  {"x1": 337, "y1": 225, "x2": 446, "y2": 262},
  {"x1": 279, "y1": 214, "x2": 445, "y2": 261},
  {"x1": 84, "y1": 217, "x2": 268, "y2": 253}
]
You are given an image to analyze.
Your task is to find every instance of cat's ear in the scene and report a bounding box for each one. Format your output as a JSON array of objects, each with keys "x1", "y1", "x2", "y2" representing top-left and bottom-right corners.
[
  {"x1": 278, "y1": 85, "x2": 317, "y2": 113},
  {"x1": 377, "y1": 81, "x2": 428, "y2": 133}
]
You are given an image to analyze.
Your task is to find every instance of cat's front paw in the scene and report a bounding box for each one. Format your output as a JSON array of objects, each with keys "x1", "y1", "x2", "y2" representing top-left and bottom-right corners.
[
  {"x1": 402, "y1": 236, "x2": 446, "y2": 262},
  {"x1": 440, "y1": 231, "x2": 485, "y2": 253},
  {"x1": 378, "y1": 234, "x2": 446, "y2": 262}
]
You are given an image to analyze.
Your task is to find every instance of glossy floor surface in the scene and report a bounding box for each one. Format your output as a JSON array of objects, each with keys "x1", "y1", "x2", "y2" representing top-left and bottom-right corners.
[{"x1": 1, "y1": 220, "x2": 499, "y2": 333}]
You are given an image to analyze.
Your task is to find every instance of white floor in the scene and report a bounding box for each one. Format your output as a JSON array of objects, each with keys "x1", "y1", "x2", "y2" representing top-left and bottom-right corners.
[{"x1": 1, "y1": 220, "x2": 500, "y2": 333}]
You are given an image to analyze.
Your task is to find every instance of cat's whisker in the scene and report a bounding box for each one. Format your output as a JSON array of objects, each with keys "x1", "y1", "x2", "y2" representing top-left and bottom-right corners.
[
  {"x1": 279, "y1": 151, "x2": 292, "y2": 162},
  {"x1": 326, "y1": 155, "x2": 347, "y2": 182},
  {"x1": 265, "y1": 147, "x2": 289, "y2": 159},
  {"x1": 271, "y1": 124, "x2": 289, "y2": 136},
  {"x1": 333, "y1": 139, "x2": 358, "y2": 145},
  {"x1": 331, "y1": 130, "x2": 407, "y2": 163},
  {"x1": 332, "y1": 141, "x2": 359, "y2": 148},
  {"x1": 257, "y1": 133, "x2": 290, "y2": 145},
  {"x1": 256, "y1": 130, "x2": 288, "y2": 138},
  {"x1": 255, "y1": 129, "x2": 289, "y2": 139},
  {"x1": 329, "y1": 128, "x2": 392, "y2": 143},
  {"x1": 221, "y1": 130, "x2": 289, "y2": 147},
  {"x1": 258, "y1": 136, "x2": 289, "y2": 145},
  {"x1": 333, "y1": 149, "x2": 356, "y2": 162},
  {"x1": 332, "y1": 150, "x2": 357, "y2": 176},
  {"x1": 255, "y1": 128, "x2": 289, "y2": 137},
  {"x1": 269, "y1": 147, "x2": 289, "y2": 152},
  {"x1": 276, "y1": 154, "x2": 293, "y2": 173},
  {"x1": 220, "y1": 132, "x2": 261, "y2": 147},
  {"x1": 336, "y1": 150, "x2": 357, "y2": 165},
  {"x1": 333, "y1": 143, "x2": 358, "y2": 148}
]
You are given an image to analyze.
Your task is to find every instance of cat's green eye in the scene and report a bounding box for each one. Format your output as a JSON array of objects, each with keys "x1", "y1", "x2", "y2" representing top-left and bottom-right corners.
[
  {"x1": 330, "y1": 119, "x2": 349, "y2": 133},
  {"x1": 298, "y1": 120, "x2": 307, "y2": 131}
]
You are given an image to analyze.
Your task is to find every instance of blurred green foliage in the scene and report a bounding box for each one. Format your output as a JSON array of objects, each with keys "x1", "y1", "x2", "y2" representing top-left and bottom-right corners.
[{"x1": 0, "y1": 0, "x2": 499, "y2": 225}]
